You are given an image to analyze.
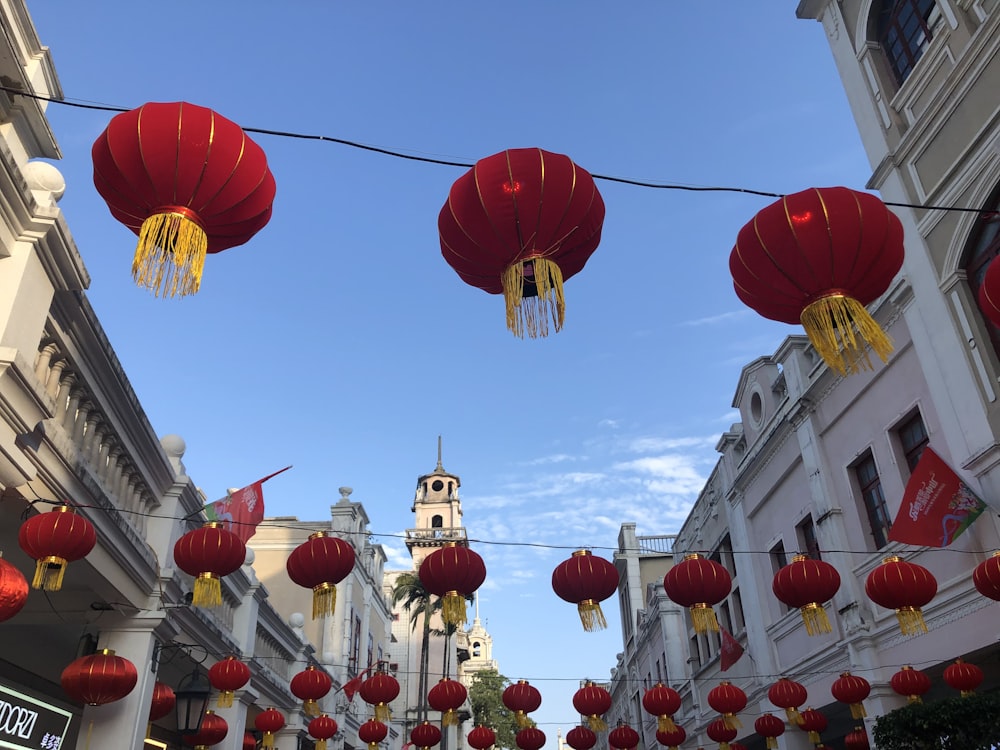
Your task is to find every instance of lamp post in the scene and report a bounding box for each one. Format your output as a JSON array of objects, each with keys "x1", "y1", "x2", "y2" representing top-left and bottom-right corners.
[{"x1": 175, "y1": 669, "x2": 212, "y2": 735}]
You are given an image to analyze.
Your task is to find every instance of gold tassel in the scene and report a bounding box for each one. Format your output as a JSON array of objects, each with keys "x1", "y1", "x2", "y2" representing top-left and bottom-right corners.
[
  {"x1": 375, "y1": 704, "x2": 391, "y2": 722},
  {"x1": 192, "y1": 573, "x2": 222, "y2": 608},
  {"x1": 800, "y1": 293, "x2": 892, "y2": 376},
  {"x1": 722, "y1": 713, "x2": 741, "y2": 730},
  {"x1": 515, "y1": 712, "x2": 533, "y2": 729},
  {"x1": 800, "y1": 603, "x2": 832, "y2": 636},
  {"x1": 691, "y1": 604, "x2": 719, "y2": 633},
  {"x1": 217, "y1": 690, "x2": 234, "y2": 708},
  {"x1": 315, "y1": 741, "x2": 327, "y2": 750},
  {"x1": 303, "y1": 699, "x2": 320, "y2": 717},
  {"x1": 586, "y1": 715, "x2": 607, "y2": 732},
  {"x1": 501, "y1": 257, "x2": 565, "y2": 338},
  {"x1": 808, "y1": 731, "x2": 820, "y2": 744},
  {"x1": 578, "y1": 601, "x2": 608, "y2": 632},
  {"x1": 367, "y1": 743, "x2": 378, "y2": 750},
  {"x1": 849, "y1": 702, "x2": 866, "y2": 719},
  {"x1": 895, "y1": 607, "x2": 927, "y2": 635},
  {"x1": 442, "y1": 709, "x2": 458, "y2": 727},
  {"x1": 766, "y1": 738, "x2": 778, "y2": 750},
  {"x1": 262, "y1": 732, "x2": 275, "y2": 749},
  {"x1": 133, "y1": 211, "x2": 208, "y2": 297},
  {"x1": 907, "y1": 694, "x2": 922, "y2": 704},
  {"x1": 785, "y1": 707, "x2": 802, "y2": 725},
  {"x1": 657, "y1": 716, "x2": 676, "y2": 733},
  {"x1": 442, "y1": 593, "x2": 468, "y2": 626},
  {"x1": 312, "y1": 584, "x2": 336, "y2": 619},
  {"x1": 32, "y1": 556, "x2": 67, "y2": 591},
  {"x1": 720, "y1": 743, "x2": 730, "y2": 750}
]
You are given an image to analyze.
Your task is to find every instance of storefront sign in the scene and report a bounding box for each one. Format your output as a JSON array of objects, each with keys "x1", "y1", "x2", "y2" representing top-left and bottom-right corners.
[{"x1": 0, "y1": 684, "x2": 72, "y2": 750}]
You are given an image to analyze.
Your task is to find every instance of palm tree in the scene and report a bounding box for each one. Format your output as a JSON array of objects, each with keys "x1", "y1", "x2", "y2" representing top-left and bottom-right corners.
[{"x1": 391, "y1": 572, "x2": 436, "y2": 721}]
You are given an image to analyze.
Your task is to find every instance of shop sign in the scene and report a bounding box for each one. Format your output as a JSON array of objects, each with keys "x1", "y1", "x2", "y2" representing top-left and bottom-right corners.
[{"x1": 0, "y1": 683, "x2": 72, "y2": 750}]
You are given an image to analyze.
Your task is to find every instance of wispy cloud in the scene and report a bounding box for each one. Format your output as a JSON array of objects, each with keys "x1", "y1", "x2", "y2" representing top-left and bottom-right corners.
[
  {"x1": 678, "y1": 310, "x2": 750, "y2": 327},
  {"x1": 521, "y1": 453, "x2": 581, "y2": 466}
]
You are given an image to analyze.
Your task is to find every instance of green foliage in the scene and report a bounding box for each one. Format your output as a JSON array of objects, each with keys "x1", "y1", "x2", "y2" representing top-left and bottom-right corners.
[
  {"x1": 873, "y1": 692, "x2": 1000, "y2": 750},
  {"x1": 468, "y1": 669, "x2": 518, "y2": 750}
]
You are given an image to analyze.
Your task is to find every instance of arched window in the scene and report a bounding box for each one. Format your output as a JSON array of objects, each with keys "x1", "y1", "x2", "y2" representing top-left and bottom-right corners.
[
  {"x1": 963, "y1": 187, "x2": 1000, "y2": 357},
  {"x1": 876, "y1": 0, "x2": 937, "y2": 85},
  {"x1": 431, "y1": 515, "x2": 443, "y2": 528},
  {"x1": 472, "y1": 641, "x2": 481, "y2": 657}
]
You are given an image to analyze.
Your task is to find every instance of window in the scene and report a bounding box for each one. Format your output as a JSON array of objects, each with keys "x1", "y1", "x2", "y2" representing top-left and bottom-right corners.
[
  {"x1": 350, "y1": 614, "x2": 362, "y2": 674},
  {"x1": 431, "y1": 515, "x2": 443, "y2": 528},
  {"x1": 964, "y1": 189, "x2": 1000, "y2": 357},
  {"x1": 769, "y1": 541, "x2": 787, "y2": 576},
  {"x1": 732, "y1": 588, "x2": 745, "y2": 631},
  {"x1": 472, "y1": 641, "x2": 481, "y2": 658},
  {"x1": 876, "y1": 0, "x2": 937, "y2": 85},
  {"x1": 898, "y1": 412, "x2": 929, "y2": 472},
  {"x1": 797, "y1": 515, "x2": 821, "y2": 560},
  {"x1": 367, "y1": 633, "x2": 374, "y2": 669},
  {"x1": 689, "y1": 635, "x2": 701, "y2": 667},
  {"x1": 856, "y1": 451, "x2": 892, "y2": 549}
]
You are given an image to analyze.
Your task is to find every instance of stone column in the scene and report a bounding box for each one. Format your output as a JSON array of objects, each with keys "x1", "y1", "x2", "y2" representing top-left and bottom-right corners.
[{"x1": 213, "y1": 684, "x2": 259, "y2": 750}]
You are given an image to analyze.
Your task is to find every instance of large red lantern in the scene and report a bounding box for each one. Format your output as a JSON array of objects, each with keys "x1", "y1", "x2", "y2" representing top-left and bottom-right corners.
[
  {"x1": 285, "y1": 531, "x2": 356, "y2": 619},
  {"x1": 438, "y1": 147, "x2": 606, "y2": 338},
  {"x1": 943, "y1": 657, "x2": 983, "y2": 696},
  {"x1": 972, "y1": 551, "x2": 1000, "y2": 600},
  {"x1": 242, "y1": 731, "x2": 256, "y2": 750},
  {"x1": 729, "y1": 186, "x2": 904, "y2": 375},
  {"x1": 655, "y1": 725, "x2": 686, "y2": 750},
  {"x1": 865, "y1": 556, "x2": 937, "y2": 635},
  {"x1": 516, "y1": 727, "x2": 546, "y2": 750},
  {"x1": 358, "y1": 719, "x2": 388, "y2": 750},
  {"x1": 772, "y1": 555, "x2": 841, "y2": 635},
  {"x1": 418, "y1": 542, "x2": 486, "y2": 626},
  {"x1": 308, "y1": 715, "x2": 338, "y2": 750},
  {"x1": 0, "y1": 553, "x2": 29, "y2": 621},
  {"x1": 149, "y1": 681, "x2": 176, "y2": 722},
  {"x1": 768, "y1": 677, "x2": 807, "y2": 724},
  {"x1": 608, "y1": 723, "x2": 640, "y2": 750},
  {"x1": 428, "y1": 677, "x2": 467, "y2": 726},
  {"x1": 467, "y1": 725, "x2": 496, "y2": 750},
  {"x1": 92, "y1": 101, "x2": 276, "y2": 297},
  {"x1": 61, "y1": 648, "x2": 137, "y2": 706},
  {"x1": 642, "y1": 682, "x2": 681, "y2": 732},
  {"x1": 663, "y1": 553, "x2": 732, "y2": 633},
  {"x1": 572, "y1": 681, "x2": 611, "y2": 732},
  {"x1": 291, "y1": 665, "x2": 333, "y2": 717},
  {"x1": 797, "y1": 708, "x2": 827, "y2": 744},
  {"x1": 551, "y1": 550, "x2": 620, "y2": 632},
  {"x1": 411, "y1": 721, "x2": 442, "y2": 750},
  {"x1": 890, "y1": 665, "x2": 931, "y2": 703},
  {"x1": 707, "y1": 717, "x2": 737, "y2": 750},
  {"x1": 502, "y1": 680, "x2": 542, "y2": 728},
  {"x1": 254, "y1": 708, "x2": 285, "y2": 749},
  {"x1": 173, "y1": 522, "x2": 246, "y2": 607},
  {"x1": 754, "y1": 713, "x2": 785, "y2": 750},
  {"x1": 208, "y1": 656, "x2": 250, "y2": 708},
  {"x1": 183, "y1": 711, "x2": 228, "y2": 750},
  {"x1": 844, "y1": 726, "x2": 871, "y2": 750},
  {"x1": 360, "y1": 670, "x2": 400, "y2": 722},
  {"x1": 708, "y1": 681, "x2": 746, "y2": 729},
  {"x1": 18, "y1": 505, "x2": 97, "y2": 591},
  {"x1": 565, "y1": 726, "x2": 597, "y2": 750},
  {"x1": 831, "y1": 672, "x2": 870, "y2": 719}
]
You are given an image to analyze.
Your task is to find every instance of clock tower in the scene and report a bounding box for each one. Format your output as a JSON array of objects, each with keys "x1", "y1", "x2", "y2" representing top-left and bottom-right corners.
[{"x1": 406, "y1": 436, "x2": 468, "y2": 567}]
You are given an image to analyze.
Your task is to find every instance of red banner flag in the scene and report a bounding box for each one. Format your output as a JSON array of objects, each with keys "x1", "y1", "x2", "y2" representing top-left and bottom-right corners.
[
  {"x1": 205, "y1": 467, "x2": 291, "y2": 543},
  {"x1": 888, "y1": 447, "x2": 987, "y2": 547},
  {"x1": 720, "y1": 625, "x2": 744, "y2": 671}
]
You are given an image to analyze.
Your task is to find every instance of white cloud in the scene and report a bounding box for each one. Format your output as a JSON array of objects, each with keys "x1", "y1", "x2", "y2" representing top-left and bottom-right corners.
[{"x1": 678, "y1": 310, "x2": 751, "y2": 327}]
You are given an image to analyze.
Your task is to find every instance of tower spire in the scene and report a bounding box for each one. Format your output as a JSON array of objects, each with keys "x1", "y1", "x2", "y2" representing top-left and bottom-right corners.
[{"x1": 436, "y1": 435, "x2": 444, "y2": 471}]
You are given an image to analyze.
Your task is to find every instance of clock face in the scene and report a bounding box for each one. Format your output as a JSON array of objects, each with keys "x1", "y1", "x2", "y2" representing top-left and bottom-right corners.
[{"x1": 432, "y1": 480, "x2": 444, "y2": 492}]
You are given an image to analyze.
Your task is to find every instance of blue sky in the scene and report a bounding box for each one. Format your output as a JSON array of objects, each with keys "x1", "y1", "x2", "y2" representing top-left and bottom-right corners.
[{"x1": 28, "y1": 3, "x2": 872, "y2": 744}]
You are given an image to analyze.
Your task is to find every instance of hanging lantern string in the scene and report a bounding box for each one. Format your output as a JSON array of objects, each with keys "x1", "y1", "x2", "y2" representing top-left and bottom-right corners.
[{"x1": 2, "y1": 85, "x2": 997, "y2": 220}]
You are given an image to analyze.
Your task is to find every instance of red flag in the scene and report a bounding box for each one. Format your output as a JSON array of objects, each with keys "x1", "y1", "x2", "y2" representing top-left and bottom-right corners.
[
  {"x1": 888, "y1": 447, "x2": 987, "y2": 547},
  {"x1": 206, "y1": 466, "x2": 291, "y2": 543},
  {"x1": 720, "y1": 626, "x2": 744, "y2": 671},
  {"x1": 342, "y1": 675, "x2": 363, "y2": 702}
]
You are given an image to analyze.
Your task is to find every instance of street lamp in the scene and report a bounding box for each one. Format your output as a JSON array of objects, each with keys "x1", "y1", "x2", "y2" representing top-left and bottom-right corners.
[{"x1": 174, "y1": 669, "x2": 212, "y2": 735}]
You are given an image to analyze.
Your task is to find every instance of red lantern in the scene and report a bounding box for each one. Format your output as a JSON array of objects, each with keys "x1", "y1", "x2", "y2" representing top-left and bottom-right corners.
[
  {"x1": 411, "y1": 722, "x2": 442, "y2": 750},
  {"x1": 768, "y1": 677, "x2": 807, "y2": 724},
  {"x1": 0, "y1": 554, "x2": 29, "y2": 622},
  {"x1": 173, "y1": 522, "x2": 246, "y2": 607},
  {"x1": 831, "y1": 672, "x2": 870, "y2": 719},
  {"x1": 360, "y1": 670, "x2": 400, "y2": 722},
  {"x1": 149, "y1": 681, "x2": 176, "y2": 722},
  {"x1": 572, "y1": 681, "x2": 611, "y2": 732},
  {"x1": 707, "y1": 717, "x2": 737, "y2": 750},
  {"x1": 309, "y1": 715, "x2": 338, "y2": 750},
  {"x1": 565, "y1": 726, "x2": 597, "y2": 750},
  {"x1": 972, "y1": 551, "x2": 1000, "y2": 600},
  {"x1": 254, "y1": 708, "x2": 285, "y2": 749},
  {"x1": 754, "y1": 713, "x2": 785, "y2": 750},
  {"x1": 291, "y1": 665, "x2": 333, "y2": 717},
  {"x1": 183, "y1": 711, "x2": 228, "y2": 750},
  {"x1": 730, "y1": 186, "x2": 904, "y2": 375},
  {"x1": 92, "y1": 101, "x2": 276, "y2": 297},
  {"x1": 358, "y1": 719, "x2": 388, "y2": 750},
  {"x1": 286, "y1": 531, "x2": 356, "y2": 619},
  {"x1": 208, "y1": 656, "x2": 250, "y2": 708},
  {"x1": 242, "y1": 731, "x2": 256, "y2": 750},
  {"x1": 608, "y1": 723, "x2": 640, "y2": 750},
  {"x1": 943, "y1": 657, "x2": 983, "y2": 696},
  {"x1": 418, "y1": 542, "x2": 486, "y2": 626},
  {"x1": 438, "y1": 148, "x2": 605, "y2": 338},
  {"x1": 516, "y1": 727, "x2": 546, "y2": 750},
  {"x1": 502, "y1": 680, "x2": 542, "y2": 728},
  {"x1": 890, "y1": 665, "x2": 932, "y2": 703},
  {"x1": 655, "y1": 725, "x2": 686, "y2": 750},
  {"x1": 844, "y1": 726, "x2": 871, "y2": 750},
  {"x1": 18, "y1": 506, "x2": 96, "y2": 591},
  {"x1": 797, "y1": 708, "x2": 827, "y2": 744},
  {"x1": 642, "y1": 683, "x2": 681, "y2": 733},
  {"x1": 663, "y1": 553, "x2": 731, "y2": 633},
  {"x1": 551, "y1": 550, "x2": 619, "y2": 632},
  {"x1": 467, "y1": 725, "x2": 496, "y2": 750},
  {"x1": 772, "y1": 555, "x2": 840, "y2": 635},
  {"x1": 865, "y1": 556, "x2": 937, "y2": 635},
  {"x1": 428, "y1": 677, "x2": 467, "y2": 726},
  {"x1": 708, "y1": 681, "x2": 746, "y2": 730},
  {"x1": 61, "y1": 648, "x2": 137, "y2": 706},
  {"x1": 979, "y1": 258, "x2": 1000, "y2": 327}
]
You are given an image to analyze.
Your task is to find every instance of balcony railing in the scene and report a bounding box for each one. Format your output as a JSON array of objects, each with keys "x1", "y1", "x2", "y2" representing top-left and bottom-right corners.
[{"x1": 405, "y1": 527, "x2": 469, "y2": 548}]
